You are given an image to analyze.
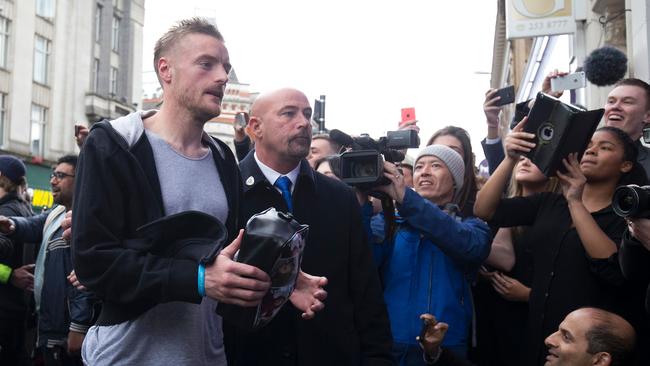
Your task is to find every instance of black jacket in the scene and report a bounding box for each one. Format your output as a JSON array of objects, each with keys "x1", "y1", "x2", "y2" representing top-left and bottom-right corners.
[
  {"x1": 72, "y1": 115, "x2": 242, "y2": 325},
  {"x1": 12, "y1": 209, "x2": 97, "y2": 346},
  {"x1": 225, "y1": 153, "x2": 394, "y2": 366},
  {"x1": 0, "y1": 193, "x2": 34, "y2": 317}
]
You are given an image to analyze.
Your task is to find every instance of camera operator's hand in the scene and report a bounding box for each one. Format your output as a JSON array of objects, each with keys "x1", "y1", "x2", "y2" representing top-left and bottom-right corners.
[
  {"x1": 541, "y1": 69, "x2": 568, "y2": 98},
  {"x1": 484, "y1": 89, "x2": 502, "y2": 139},
  {"x1": 628, "y1": 218, "x2": 650, "y2": 251},
  {"x1": 504, "y1": 117, "x2": 536, "y2": 160},
  {"x1": 374, "y1": 162, "x2": 407, "y2": 204}
]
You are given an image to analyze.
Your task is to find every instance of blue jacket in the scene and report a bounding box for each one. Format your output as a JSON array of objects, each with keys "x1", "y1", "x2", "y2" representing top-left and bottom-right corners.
[{"x1": 372, "y1": 189, "x2": 491, "y2": 348}]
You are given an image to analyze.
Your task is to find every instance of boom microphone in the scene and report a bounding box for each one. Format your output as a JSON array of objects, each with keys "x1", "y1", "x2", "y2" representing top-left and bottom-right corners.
[
  {"x1": 329, "y1": 129, "x2": 355, "y2": 147},
  {"x1": 583, "y1": 46, "x2": 628, "y2": 86}
]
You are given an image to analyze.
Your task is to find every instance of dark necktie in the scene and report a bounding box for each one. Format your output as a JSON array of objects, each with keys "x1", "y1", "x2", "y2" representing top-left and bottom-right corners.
[{"x1": 274, "y1": 176, "x2": 293, "y2": 213}]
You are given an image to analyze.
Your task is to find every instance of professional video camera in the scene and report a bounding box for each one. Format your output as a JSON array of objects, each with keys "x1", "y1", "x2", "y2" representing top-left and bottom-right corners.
[
  {"x1": 612, "y1": 184, "x2": 650, "y2": 218},
  {"x1": 329, "y1": 129, "x2": 420, "y2": 191}
]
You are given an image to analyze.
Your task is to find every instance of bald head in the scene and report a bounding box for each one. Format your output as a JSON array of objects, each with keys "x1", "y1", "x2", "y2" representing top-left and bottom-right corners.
[
  {"x1": 248, "y1": 88, "x2": 313, "y2": 173},
  {"x1": 251, "y1": 88, "x2": 308, "y2": 118},
  {"x1": 577, "y1": 308, "x2": 635, "y2": 366}
]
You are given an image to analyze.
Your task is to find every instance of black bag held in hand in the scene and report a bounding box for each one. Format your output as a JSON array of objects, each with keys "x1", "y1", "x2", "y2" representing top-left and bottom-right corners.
[
  {"x1": 217, "y1": 207, "x2": 309, "y2": 331},
  {"x1": 523, "y1": 92, "x2": 604, "y2": 177}
]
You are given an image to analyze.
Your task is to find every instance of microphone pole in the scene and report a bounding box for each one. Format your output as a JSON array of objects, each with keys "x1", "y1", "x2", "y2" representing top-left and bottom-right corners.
[{"x1": 316, "y1": 95, "x2": 326, "y2": 133}]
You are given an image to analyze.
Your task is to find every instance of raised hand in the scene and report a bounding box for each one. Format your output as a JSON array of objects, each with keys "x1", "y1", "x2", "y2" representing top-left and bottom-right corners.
[
  {"x1": 374, "y1": 162, "x2": 407, "y2": 204},
  {"x1": 483, "y1": 88, "x2": 502, "y2": 129},
  {"x1": 541, "y1": 69, "x2": 569, "y2": 98},
  {"x1": 398, "y1": 119, "x2": 420, "y2": 134},
  {"x1": 504, "y1": 117, "x2": 536, "y2": 159},
  {"x1": 556, "y1": 153, "x2": 586, "y2": 203}
]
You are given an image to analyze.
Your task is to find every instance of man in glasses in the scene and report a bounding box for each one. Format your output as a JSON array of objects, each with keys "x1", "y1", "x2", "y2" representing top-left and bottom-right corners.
[{"x1": 0, "y1": 155, "x2": 96, "y2": 366}]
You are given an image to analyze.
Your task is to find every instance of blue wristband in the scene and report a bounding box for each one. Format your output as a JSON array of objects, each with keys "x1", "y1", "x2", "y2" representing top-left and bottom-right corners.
[{"x1": 197, "y1": 264, "x2": 206, "y2": 297}]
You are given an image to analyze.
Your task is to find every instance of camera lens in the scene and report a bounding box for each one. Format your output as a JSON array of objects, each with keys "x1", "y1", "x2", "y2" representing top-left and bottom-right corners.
[
  {"x1": 351, "y1": 162, "x2": 377, "y2": 178},
  {"x1": 616, "y1": 193, "x2": 636, "y2": 214},
  {"x1": 613, "y1": 185, "x2": 642, "y2": 218}
]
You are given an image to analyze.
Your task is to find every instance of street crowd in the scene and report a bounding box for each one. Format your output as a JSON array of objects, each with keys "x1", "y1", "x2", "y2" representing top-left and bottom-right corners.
[{"x1": 1, "y1": 17, "x2": 650, "y2": 366}]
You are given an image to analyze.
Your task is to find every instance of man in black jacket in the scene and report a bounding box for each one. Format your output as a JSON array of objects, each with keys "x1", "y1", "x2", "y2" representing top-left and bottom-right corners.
[
  {"x1": 0, "y1": 155, "x2": 95, "y2": 366},
  {"x1": 71, "y1": 19, "x2": 323, "y2": 366},
  {"x1": 225, "y1": 88, "x2": 394, "y2": 366},
  {"x1": 0, "y1": 155, "x2": 34, "y2": 366}
]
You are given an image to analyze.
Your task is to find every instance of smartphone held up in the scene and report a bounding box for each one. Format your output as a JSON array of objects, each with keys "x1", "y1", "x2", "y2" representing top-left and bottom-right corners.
[
  {"x1": 400, "y1": 107, "x2": 416, "y2": 128},
  {"x1": 235, "y1": 112, "x2": 249, "y2": 128},
  {"x1": 550, "y1": 71, "x2": 587, "y2": 92},
  {"x1": 494, "y1": 85, "x2": 515, "y2": 106}
]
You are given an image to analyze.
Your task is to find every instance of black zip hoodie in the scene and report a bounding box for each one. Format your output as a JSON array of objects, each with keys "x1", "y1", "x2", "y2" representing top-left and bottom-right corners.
[{"x1": 71, "y1": 110, "x2": 242, "y2": 325}]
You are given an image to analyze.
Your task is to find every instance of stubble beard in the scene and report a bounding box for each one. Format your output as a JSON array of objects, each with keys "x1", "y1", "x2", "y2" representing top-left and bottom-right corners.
[
  {"x1": 178, "y1": 90, "x2": 221, "y2": 123},
  {"x1": 287, "y1": 136, "x2": 311, "y2": 160}
]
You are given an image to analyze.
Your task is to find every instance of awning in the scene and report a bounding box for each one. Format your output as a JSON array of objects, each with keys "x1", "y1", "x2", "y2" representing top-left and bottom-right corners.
[{"x1": 25, "y1": 162, "x2": 53, "y2": 209}]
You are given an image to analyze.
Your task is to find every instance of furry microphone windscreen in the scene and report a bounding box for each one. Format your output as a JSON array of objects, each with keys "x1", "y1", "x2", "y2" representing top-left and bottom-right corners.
[{"x1": 583, "y1": 46, "x2": 628, "y2": 86}]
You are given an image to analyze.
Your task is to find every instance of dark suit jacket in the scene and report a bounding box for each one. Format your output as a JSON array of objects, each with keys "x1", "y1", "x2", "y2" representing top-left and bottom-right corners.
[
  {"x1": 224, "y1": 153, "x2": 394, "y2": 366},
  {"x1": 480, "y1": 138, "x2": 505, "y2": 176}
]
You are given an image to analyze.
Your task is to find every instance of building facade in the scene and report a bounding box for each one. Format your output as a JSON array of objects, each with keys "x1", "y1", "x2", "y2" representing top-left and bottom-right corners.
[
  {"x1": 491, "y1": 0, "x2": 650, "y2": 132},
  {"x1": 0, "y1": 0, "x2": 144, "y2": 207}
]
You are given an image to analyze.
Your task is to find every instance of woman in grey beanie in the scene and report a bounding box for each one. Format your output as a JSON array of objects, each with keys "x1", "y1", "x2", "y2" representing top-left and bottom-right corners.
[{"x1": 368, "y1": 144, "x2": 492, "y2": 365}]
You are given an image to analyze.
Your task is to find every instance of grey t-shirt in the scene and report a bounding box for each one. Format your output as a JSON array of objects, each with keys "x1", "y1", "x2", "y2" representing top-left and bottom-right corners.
[{"x1": 82, "y1": 130, "x2": 229, "y2": 366}]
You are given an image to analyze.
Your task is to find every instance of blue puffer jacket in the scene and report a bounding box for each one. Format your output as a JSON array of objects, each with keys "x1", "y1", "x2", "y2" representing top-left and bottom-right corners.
[{"x1": 372, "y1": 189, "x2": 491, "y2": 348}]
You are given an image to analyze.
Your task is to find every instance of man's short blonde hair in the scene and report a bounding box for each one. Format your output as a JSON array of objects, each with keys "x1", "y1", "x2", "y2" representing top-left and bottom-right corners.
[{"x1": 153, "y1": 17, "x2": 224, "y2": 83}]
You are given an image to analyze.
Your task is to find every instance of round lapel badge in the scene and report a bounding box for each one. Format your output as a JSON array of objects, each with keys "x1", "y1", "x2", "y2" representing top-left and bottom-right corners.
[{"x1": 246, "y1": 176, "x2": 255, "y2": 186}]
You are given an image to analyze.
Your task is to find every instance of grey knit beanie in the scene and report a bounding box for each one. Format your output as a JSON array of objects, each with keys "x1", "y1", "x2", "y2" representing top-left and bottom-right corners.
[{"x1": 415, "y1": 145, "x2": 465, "y2": 191}]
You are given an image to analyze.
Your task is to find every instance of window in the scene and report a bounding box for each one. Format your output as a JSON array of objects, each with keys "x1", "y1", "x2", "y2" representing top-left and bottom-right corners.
[
  {"x1": 33, "y1": 35, "x2": 51, "y2": 84},
  {"x1": 111, "y1": 15, "x2": 120, "y2": 52},
  {"x1": 0, "y1": 93, "x2": 6, "y2": 144},
  {"x1": 91, "y1": 58, "x2": 99, "y2": 92},
  {"x1": 31, "y1": 104, "x2": 47, "y2": 156},
  {"x1": 95, "y1": 4, "x2": 102, "y2": 42},
  {"x1": 36, "y1": 0, "x2": 56, "y2": 19},
  {"x1": 0, "y1": 17, "x2": 9, "y2": 69},
  {"x1": 110, "y1": 67, "x2": 118, "y2": 95}
]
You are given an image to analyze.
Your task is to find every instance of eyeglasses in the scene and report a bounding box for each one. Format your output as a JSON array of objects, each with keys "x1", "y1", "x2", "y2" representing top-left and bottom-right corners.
[{"x1": 50, "y1": 171, "x2": 75, "y2": 180}]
